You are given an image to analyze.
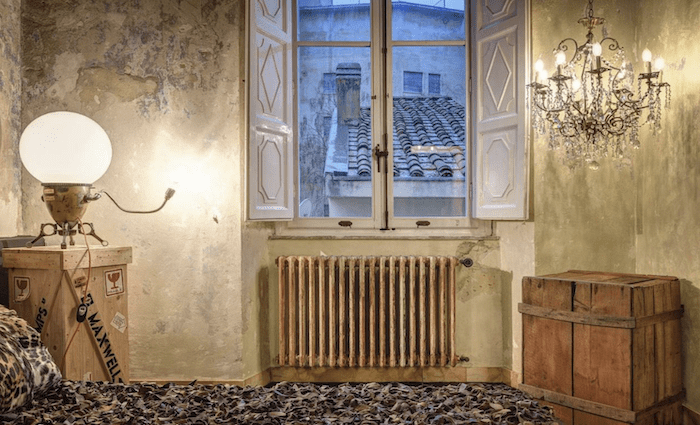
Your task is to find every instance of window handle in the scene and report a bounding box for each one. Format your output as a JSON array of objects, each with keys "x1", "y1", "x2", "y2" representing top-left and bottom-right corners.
[{"x1": 374, "y1": 144, "x2": 388, "y2": 173}]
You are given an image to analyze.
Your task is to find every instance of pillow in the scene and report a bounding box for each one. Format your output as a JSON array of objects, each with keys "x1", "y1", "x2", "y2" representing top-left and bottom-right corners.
[{"x1": 0, "y1": 306, "x2": 61, "y2": 412}]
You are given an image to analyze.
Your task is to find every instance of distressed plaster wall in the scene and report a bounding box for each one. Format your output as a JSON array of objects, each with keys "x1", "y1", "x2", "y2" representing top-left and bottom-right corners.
[
  {"x1": 496, "y1": 221, "x2": 535, "y2": 383},
  {"x1": 20, "y1": 0, "x2": 254, "y2": 382},
  {"x1": 532, "y1": 0, "x2": 638, "y2": 276},
  {"x1": 634, "y1": 0, "x2": 700, "y2": 412},
  {"x1": 0, "y1": 0, "x2": 22, "y2": 236}
]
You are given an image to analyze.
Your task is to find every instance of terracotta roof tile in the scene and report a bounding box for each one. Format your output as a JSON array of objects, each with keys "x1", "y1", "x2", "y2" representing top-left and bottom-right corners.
[{"x1": 346, "y1": 96, "x2": 466, "y2": 179}]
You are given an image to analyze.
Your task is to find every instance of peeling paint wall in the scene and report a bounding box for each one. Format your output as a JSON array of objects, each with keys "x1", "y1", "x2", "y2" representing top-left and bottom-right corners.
[
  {"x1": 532, "y1": 0, "x2": 638, "y2": 277},
  {"x1": 21, "y1": 0, "x2": 250, "y2": 382},
  {"x1": 634, "y1": 0, "x2": 700, "y2": 412},
  {"x1": 0, "y1": 0, "x2": 22, "y2": 236}
]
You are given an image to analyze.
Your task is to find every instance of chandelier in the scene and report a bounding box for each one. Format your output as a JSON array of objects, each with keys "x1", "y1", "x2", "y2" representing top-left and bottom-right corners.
[{"x1": 529, "y1": 0, "x2": 670, "y2": 168}]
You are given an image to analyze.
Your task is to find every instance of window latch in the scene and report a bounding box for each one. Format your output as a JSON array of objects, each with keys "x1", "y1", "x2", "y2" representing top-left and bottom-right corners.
[
  {"x1": 374, "y1": 144, "x2": 388, "y2": 173},
  {"x1": 338, "y1": 221, "x2": 353, "y2": 228},
  {"x1": 416, "y1": 220, "x2": 431, "y2": 228}
]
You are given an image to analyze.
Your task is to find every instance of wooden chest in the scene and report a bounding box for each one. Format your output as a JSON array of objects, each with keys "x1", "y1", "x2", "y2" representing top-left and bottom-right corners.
[
  {"x1": 519, "y1": 270, "x2": 684, "y2": 425},
  {"x1": 3, "y1": 246, "x2": 131, "y2": 383}
]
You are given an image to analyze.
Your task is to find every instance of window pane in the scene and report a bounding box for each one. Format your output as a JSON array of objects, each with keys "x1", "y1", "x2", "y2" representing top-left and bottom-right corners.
[
  {"x1": 298, "y1": 47, "x2": 372, "y2": 218},
  {"x1": 403, "y1": 71, "x2": 423, "y2": 94},
  {"x1": 392, "y1": 46, "x2": 466, "y2": 218},
  {"x1": 298, "y1": 1, "x2": 370, "y2": 42},
  {"x1": 428, "y1": 73, "x2": 441, "y2": 95},
  {"x1": 392, "y1": 0, "x2": 465, "y2": 41}
]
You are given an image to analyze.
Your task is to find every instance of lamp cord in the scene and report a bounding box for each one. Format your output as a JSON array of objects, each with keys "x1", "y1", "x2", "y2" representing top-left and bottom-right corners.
[{"x1": 99, "y1": 189, "x2": 175, "y2": 214}]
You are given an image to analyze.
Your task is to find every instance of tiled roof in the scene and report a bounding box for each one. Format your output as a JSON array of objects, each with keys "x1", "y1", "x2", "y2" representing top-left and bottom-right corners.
[{"x1": 346, "y1": 97, "x2": 466, "y2": 179}]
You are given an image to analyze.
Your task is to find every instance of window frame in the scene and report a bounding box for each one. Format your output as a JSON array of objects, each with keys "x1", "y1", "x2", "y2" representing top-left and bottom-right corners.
[
  {"x1": 284, "y1": 0, "x2": 486, "y2": 236},
  {"x1": 247, "y1": 0, "x2": 530, "y2": 232}
]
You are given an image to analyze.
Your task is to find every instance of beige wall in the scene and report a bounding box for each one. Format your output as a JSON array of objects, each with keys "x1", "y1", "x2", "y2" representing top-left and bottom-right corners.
[
  {"x1": 634, "y1": 0, "x2": 700, "y2": 413},
  {"x1": 0, "y1": 0, "x2": 21, "y2": 236}
]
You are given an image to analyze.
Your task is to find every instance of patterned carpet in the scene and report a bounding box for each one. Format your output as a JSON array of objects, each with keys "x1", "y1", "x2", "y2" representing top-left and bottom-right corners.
[{"x1": 1, "y1": 380, "x2": 557, "y2": 424}]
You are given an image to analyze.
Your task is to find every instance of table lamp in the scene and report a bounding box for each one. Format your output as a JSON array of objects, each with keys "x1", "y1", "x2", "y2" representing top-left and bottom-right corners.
[{"x1": 20, "y1": 111, "x2": 174, "y2": 248}]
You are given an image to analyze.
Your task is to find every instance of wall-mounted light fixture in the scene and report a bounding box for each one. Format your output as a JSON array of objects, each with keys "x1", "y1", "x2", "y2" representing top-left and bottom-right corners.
[{"x1": 20, "y1": 111, "x2": 175, "y2": 248}]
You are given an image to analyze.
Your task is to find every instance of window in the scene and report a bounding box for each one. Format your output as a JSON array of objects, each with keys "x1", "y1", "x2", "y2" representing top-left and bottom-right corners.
[
  {"x1": 323, "y1": 73, "x2": 337, "y2": 94},
  {"x1": 248, "y1": 1, "x2": 529, "y2": 229},
  {"x1": 403, "y1": 71, "x2": 423, "y2": 94},
  {"x1": 428, "y1": 73, "x2": 441, "y2": 95}
]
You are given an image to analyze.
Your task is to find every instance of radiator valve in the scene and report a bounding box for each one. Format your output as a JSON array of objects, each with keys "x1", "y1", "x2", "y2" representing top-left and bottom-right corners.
[{"x1": 460, "y1": 257, "x2": 474, "y2": 268}]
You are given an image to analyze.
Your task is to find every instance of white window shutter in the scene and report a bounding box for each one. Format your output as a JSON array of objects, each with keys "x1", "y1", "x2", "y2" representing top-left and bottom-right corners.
[
  {"x1": 248, "y1": 0, "x2": 294, "y2": 220},
  {"x1": 471, "y1": 0, "x2": 529, "y2": 220}
]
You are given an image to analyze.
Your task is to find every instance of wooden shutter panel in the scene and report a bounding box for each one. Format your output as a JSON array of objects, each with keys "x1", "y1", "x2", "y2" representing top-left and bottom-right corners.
[
  {"x1": 471, "y1": 0, "x2": 529, "y2": 220},
  {"x1": 248, "y1": 0, "x2": 294, "y2": 220}
]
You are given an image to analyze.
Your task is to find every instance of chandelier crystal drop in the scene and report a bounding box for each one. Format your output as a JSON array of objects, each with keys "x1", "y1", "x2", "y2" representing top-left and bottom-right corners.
[{"x1": 528, "y1": 0, "x2": 670, "y2": 168}]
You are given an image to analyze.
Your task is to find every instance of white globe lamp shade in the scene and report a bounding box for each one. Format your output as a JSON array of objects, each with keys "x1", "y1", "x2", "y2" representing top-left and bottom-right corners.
[{"x1": 19, "y1": 111, "x2": 112, "y2": 184}]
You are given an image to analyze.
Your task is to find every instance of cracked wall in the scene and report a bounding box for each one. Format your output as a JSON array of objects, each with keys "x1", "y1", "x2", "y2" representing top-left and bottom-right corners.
[
  {"x1": 21, "y1": 0, "x2": 249, "y2": 382},
  {"x1": 0, "y1": 0, "x2": 22, "y2": 236}
]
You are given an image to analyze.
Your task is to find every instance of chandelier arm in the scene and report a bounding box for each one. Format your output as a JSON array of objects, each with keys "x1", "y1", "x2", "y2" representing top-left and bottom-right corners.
[
  {"x1": 611, "y1": 79, "x2": 643, "y2": 109},
  {"x1": 604, "y1": 113, "x2": 630, "y2": 136},
  {"x1": 532, "y1": 89, "x2": 550, "y2": 112},
  {"x1": 556, "y1": 37, "x2": 580, "y2": 60},
  {"x1": 558, "y1": 119, "x2": 580, "y2": 138},
  {"x1": 559, "y1": 103, "x2": 585, "y2": 137},
  {"x1": 598, "y1": 36, "x2": 621, "y2": 54}
]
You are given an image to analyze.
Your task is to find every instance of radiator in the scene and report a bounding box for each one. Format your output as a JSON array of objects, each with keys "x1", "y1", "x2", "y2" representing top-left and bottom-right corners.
[{"x1": 277, "y1": 256, "x2": 458, "y2": 368}]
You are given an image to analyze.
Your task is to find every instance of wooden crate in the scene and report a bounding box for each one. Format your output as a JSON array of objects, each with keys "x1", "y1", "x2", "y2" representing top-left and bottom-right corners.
[
  {"x1": 519, "y1": 270, "x2": 684, "y2": 425},
  {"x1": 3, "y1": 246, "x2": 131, "y2": 383}
]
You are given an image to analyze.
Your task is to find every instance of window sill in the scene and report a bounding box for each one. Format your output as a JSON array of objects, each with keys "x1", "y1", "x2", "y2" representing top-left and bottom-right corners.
[{"x1": 271, "y1": 220, "x2": 494, "y2": 240}]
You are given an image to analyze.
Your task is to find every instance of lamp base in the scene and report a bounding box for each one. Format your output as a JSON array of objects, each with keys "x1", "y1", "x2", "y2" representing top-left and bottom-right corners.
[{"x1": 26, "y1": 222, "x2": 109, "y2": 249}]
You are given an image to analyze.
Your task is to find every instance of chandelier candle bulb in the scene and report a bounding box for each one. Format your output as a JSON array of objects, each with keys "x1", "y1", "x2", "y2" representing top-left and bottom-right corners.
[
  {"x1": 592, "y1": 43, "x2": 602, "y2": 70},
  {"x1": 643, "y1": 48, "x2": 652, "y2": 73},
  {"x1": 572, "y1": 76, "x2": 582, "y2": 92},
  {"x1": 534, "y1": 59, "x2": 544, "y2": 83},
  {"x1": 655, "y1": 57, "x2": 665, "y2": 83},
  {"x1": 555, "y1": 51, "x2": 566, "y2": 75}
]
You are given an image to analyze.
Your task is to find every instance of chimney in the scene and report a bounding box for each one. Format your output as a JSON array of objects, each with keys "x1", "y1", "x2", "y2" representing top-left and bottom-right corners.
[{"x1": 335, "y1": 63, "x2": 361, "y2": 125}]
